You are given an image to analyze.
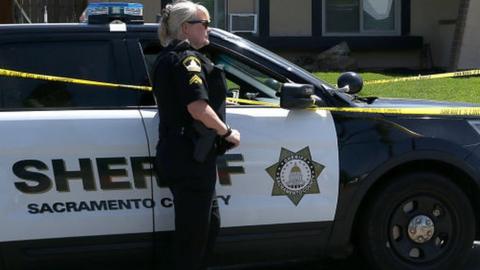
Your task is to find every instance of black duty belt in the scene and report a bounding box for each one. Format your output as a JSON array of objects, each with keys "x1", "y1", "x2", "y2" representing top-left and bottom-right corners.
[{"x1": 160, "y1": 125, "x2": 197, "y2": 137}]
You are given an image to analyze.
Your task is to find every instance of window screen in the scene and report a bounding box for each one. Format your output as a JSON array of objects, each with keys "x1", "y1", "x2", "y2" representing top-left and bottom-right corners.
[
  {"x1": 325, "y1": 0, "x2": 398, "y2": 34},
  {"x1": 326, "y1": 0, "x2": 360, "y2": 33}
]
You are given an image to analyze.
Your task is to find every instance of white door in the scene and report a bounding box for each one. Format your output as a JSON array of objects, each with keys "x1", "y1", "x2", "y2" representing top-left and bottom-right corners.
[
  {"x1": 217, "y1": 107, "x2": 339, "y2": 227},
  {"x1": 0, "y1": 110, "x2": 153, "y2": 242}
]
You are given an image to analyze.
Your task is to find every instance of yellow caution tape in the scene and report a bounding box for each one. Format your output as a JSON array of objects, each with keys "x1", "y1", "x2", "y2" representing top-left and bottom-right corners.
[
  {"x1": 320, "y1": 107, "x2": 480, "y2": 116},
  {"x1": 0, "y1": 68, "x2": 152, "y2": 92},
  {"x1": 2, "y1": 65, "x2": 479, "y2": 92},
  {"x1": 227, "y1": 98, "x2": 276, "y2": 106},
  {"x1": 364, "y1": 69, "x2": 480, "y2": 85},
  {"x1": 2, "y1": 67, "x2": 480, "y2": 116},
  {"x1": 227, "y1": 98, "x2": 480, "y2": 116}
]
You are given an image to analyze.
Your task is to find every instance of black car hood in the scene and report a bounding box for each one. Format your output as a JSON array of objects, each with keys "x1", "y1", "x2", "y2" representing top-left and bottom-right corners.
[{"x1": 361, "y1": 97, "x2": 478, "y2": 108}]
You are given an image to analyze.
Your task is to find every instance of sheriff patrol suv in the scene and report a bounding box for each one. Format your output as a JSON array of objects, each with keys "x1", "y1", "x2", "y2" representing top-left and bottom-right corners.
[{"x1": 0, "y1": 3, "x2": 479, "y2": 270}]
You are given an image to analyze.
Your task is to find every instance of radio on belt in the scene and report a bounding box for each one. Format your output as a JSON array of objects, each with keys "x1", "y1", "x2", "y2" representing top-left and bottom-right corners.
[{"x1": 85, "y1": 2, "x2": 144, "y2": 24}]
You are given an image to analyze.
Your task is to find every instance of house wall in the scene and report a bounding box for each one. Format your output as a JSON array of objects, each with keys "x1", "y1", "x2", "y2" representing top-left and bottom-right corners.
[
  {"x1": 269, "y1": 0, "x2": 311, "y2": 37},
  {"x1": 142, "y1": 0, "x2": 161, "y2": 23},
  {"x1": 157, "y1": 0, "x2": 475, "y2": 70},
  {"x1": 228, "y1": 0, "x2": 256, "y2": 13},
  {"x1": 267, "y1": 0, "x2": 422, "y2": 70},
  {"x1": 410, "y1": 0, "x2": 460, "y2": 69},
  {"x1": 457, "y1": 0, "x2": 480, "y2": 69},
  {"x1": 352, "y1": 50, "x2": 420, "y2": 70}
]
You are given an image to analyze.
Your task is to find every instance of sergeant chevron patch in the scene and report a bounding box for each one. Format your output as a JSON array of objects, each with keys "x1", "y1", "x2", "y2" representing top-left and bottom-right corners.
[{"x1": 189, "y1": 74, "x2": 203, "y2": 85}]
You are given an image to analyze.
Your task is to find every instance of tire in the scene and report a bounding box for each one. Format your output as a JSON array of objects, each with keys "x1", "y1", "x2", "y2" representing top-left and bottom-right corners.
[{"x1": 359, "y1": 171, "x2": 475, "y2": 270}]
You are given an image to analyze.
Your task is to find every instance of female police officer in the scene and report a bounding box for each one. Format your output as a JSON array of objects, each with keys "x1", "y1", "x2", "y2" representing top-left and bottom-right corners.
[{"x1": 152, "y1": 1, "x2": 240, "y2": 269}]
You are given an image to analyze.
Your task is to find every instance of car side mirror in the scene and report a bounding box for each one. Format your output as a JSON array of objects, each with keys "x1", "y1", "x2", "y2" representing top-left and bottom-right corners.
[
  {"x1": 280, "y1": 83, "x2": 317, "y2": 109},
  {"x1": 337, "y1": 72, "x2": 363, "y2": 94}
]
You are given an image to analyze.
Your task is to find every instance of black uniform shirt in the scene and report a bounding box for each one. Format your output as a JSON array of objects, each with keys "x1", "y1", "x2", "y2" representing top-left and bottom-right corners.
[
  {"x1": 152, "y1": 40, "x2": 225, "y2": 180},
  {"x1": 152, "y1": 40, "x2": 210, "y2": 133}
]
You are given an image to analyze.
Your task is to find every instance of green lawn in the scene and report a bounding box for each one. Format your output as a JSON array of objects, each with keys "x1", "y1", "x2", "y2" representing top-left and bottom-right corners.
[{"x1": 313, "y1": 72, "x2": 480, "y2": 104}]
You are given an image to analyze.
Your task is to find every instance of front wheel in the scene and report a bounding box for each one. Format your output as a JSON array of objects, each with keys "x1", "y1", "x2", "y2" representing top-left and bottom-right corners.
[{"x1": 359, "y1": 171, "x2": 475, "y2": 270}]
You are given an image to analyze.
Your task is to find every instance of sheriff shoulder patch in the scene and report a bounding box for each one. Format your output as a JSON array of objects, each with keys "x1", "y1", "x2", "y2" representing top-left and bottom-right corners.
[
  {"x1": 182, "y1": 56, "x2": 202, "y2": 72},
  {"x1": 265, "y1": 146, "x2": 324, "y2": 206}
]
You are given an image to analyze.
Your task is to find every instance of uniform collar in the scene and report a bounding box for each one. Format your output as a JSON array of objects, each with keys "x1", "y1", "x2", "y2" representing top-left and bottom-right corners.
[{"x1": 170, "y1": 39, "x2": 194, "y2": 52}]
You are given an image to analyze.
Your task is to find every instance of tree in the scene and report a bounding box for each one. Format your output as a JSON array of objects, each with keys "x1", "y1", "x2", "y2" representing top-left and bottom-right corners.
[{"x1": 0, "y1": 0, "x2": 14, "y2": 23}]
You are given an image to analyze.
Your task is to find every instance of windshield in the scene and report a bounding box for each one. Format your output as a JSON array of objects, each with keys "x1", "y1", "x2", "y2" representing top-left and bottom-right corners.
[{"x1": 210, "y1": 28, "x2": 334, "y2": 88}]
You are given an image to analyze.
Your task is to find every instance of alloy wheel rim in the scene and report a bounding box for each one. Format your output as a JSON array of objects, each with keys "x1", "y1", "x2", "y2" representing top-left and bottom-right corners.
[{"x1": 388, "y1": 196, "x2": 453, "y2": 263}]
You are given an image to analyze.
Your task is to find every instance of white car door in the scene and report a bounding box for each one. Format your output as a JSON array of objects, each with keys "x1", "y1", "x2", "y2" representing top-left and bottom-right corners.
[
  {"x1": 0, "y1": 109, "x2": 154, "y2": 241},
  {"x1": 217, "y1": 107, "x2": 339, "y2": 227},
  {"x1": 0, "y1": 38, "x2": 154, "y2": 242}
]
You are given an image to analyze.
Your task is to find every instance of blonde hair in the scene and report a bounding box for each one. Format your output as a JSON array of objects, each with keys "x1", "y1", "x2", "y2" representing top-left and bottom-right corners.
[{"x1": 158, "y1": 0, "x2": 210, "y2": 47}]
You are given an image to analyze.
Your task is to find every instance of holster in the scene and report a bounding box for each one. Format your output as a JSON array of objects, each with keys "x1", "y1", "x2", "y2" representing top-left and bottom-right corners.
[{"x1": 216, "y1": 136, "x2": 235, "y2": 156}]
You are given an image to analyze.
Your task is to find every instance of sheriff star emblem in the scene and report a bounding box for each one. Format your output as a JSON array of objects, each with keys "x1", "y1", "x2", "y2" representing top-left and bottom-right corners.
[{"x1": 266, "y1": 147, "x2": 324, "y2": 206}]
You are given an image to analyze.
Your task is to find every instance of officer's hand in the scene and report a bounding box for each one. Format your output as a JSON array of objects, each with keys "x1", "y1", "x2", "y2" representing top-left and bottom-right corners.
[{"x1": 225, "y1": 129, "x2": 240, "y2": 148}]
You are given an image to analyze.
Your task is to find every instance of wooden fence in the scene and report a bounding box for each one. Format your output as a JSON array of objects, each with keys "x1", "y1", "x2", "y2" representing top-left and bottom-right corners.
[{"x1": 14, "y1": 0, "x2": 88, "y2": 23}]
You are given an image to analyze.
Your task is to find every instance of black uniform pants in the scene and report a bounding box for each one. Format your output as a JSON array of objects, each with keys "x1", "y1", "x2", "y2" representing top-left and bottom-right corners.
[
  {"x1": 155, "y1": 135, "x2": 220, "y2": 270},
  {"x1": 168, "y1": 178, "x2": 220, "y2": 270}
]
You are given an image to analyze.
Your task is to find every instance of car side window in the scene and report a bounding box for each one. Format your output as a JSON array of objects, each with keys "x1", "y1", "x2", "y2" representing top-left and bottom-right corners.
[
  {"x1": 0, "y1": 40, "x2": 148, "y2": 109},
  {"x1": 139, "y1": 41, "x2": 283, "y2": 106},
  {"x1": 141, "y1": 40, "x2": 163, "y2": 79},
  {"x1": 213, "y1": 54, "x2": 281, "y2": 106}
]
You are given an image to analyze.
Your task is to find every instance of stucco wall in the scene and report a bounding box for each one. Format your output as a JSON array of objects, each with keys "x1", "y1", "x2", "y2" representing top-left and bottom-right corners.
[
  {"x1": 228, "y1": 0, "x2": 256, "y2": 13},
  {"x1": 352, "y1": 50, "x2": 421, "y2": 70},
  {"x1": 142, "y1": 0, "x2": 161, "y2": 23},
  {"x1": 269, "y1": 0, "x2": 311, "y2": 37},
  {"x1": 410, "y1": 0, "x2": 460, "y2": 69},
  {"x1": 457, "y1": 1, "x2": 480, "y2": 69}
]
